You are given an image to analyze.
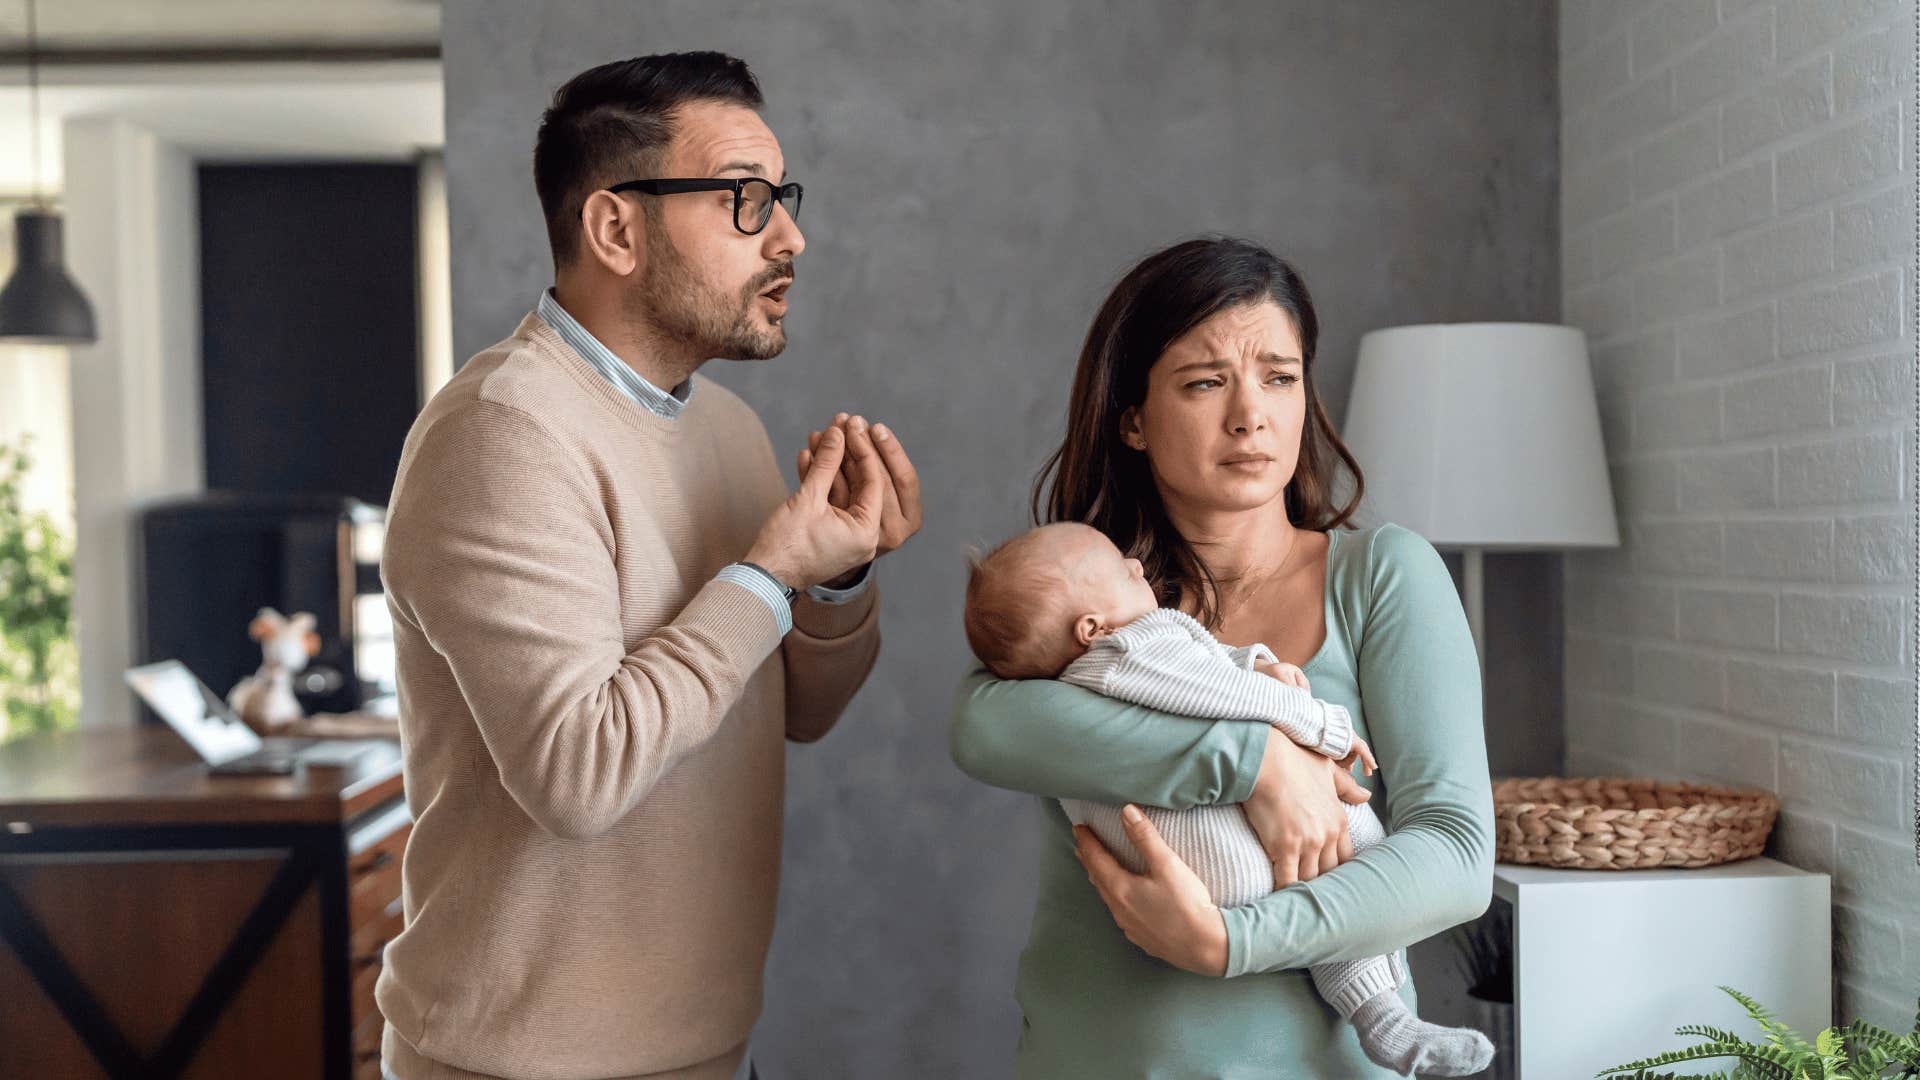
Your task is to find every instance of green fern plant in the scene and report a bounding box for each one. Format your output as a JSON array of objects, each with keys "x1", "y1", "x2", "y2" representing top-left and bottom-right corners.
[{"x1": 1595, "y1": 985, "x2": 1920, "y2": 1079}]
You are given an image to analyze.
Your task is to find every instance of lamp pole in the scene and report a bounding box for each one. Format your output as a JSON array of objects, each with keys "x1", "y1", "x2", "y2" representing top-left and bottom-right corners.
[{"x1": 1462, "y1": 546, "x2": 1486, "y2": 676}]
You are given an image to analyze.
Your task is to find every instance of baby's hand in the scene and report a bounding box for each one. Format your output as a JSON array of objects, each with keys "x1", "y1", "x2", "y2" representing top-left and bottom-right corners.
[
  {"x1": 1338, "y1": 736, "x2": 1378, "y2": 777},
  {"x1": 1255, "y1": 660, "x2": 1310, "y2": 692}
]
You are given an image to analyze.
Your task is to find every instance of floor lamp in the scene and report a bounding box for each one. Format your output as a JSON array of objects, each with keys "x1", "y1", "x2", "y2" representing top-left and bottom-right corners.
[{"x1": 1339, "y1": 323, "x2": 1621, "y2": 677}]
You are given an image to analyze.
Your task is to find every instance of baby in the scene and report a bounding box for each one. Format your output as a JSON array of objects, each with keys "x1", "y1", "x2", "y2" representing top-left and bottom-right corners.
[{"x1": 964, "y1": 522, "x2": 1493, "y2": 1078}]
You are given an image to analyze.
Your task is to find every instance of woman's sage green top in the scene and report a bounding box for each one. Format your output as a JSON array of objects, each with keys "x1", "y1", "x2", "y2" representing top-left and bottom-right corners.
[{"x1": 948, "y1": 523, "x2": 1495, "y2": 1079}]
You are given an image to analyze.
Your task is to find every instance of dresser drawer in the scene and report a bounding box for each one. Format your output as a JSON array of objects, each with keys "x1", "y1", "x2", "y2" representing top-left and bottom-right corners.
[
  {"x1": 345, "y1": 799, "x2": 408, "y2": 1046},
  {"x1": 352, "y1": 951, "x2": 384, "y2": 1040},
  {"x1": 350, "y1": 896, "x2": 401, "y2": 1031},
  {"x1": 349, "y1": 814, "x2": 408, "y2": 870},
  {"x1": 347, "y1": 801, "x2": 410, "y2": 931},
  {"x1": 349, "y1": 853, "x2": 403, "y2": 929},
  {"x1": 352, "y1": 893, "x2": 405, "y2": 960},
  {"x1": 352, "y1": 1011, "x2": 385, "y2": 1080}
]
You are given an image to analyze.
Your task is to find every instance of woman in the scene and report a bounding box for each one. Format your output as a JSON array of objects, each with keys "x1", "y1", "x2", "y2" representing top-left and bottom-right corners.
[{"x1": 948, "y1": 237, "x2": 1494, "y2": 1077}]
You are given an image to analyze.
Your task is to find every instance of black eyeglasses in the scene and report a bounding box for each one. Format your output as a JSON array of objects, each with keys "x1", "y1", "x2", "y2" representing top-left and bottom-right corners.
[{"x1": 605, "y1": 177, "x2": 803, "y2": 236}]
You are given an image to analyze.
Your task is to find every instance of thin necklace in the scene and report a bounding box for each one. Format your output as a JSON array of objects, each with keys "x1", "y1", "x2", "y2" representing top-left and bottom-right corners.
[
  {"x1": 1272, "y1": 524, "x2": 1302, "y2": 577},
  {"x1": 1219, "y1": 526, "x2": 1300, "y2": 609}
]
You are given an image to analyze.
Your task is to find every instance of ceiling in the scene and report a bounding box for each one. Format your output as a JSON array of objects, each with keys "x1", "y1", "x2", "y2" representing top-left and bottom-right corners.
[
  {"x1": 0, "y1": 63, "x2": 444, "y2": 195},
  {"x1": 0, "y1": 2, "x2": 442, "y2": 196},
  {"x1": 0, "y1": 1, "x2": 439, "y2": 54}
]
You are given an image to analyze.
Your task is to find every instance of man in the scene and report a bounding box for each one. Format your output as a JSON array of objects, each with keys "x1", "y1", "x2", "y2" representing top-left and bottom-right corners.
[{"x1": 377, "y1": 52, "x2": 920, "y2": 1080}]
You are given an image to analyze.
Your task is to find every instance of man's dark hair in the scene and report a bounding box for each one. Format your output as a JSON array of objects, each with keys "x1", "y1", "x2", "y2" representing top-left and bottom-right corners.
[{"x1": 533, "y1": 51, "x2": 763, "y2": 268}]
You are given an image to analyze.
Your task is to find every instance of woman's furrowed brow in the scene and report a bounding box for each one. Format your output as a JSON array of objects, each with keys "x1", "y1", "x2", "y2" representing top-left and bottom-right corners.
[
  {"x1": 1169, "y1": 357, "x2": 1231, "y2": 375},
  {"x1": 1169, "y1": 354, "x2": 1298, "y2": 375}
]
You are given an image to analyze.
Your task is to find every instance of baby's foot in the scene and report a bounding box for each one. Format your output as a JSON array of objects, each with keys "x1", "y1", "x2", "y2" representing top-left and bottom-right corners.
[{"x1": 1350, "y1": 990, "x2": 1495, "y2": 1077}]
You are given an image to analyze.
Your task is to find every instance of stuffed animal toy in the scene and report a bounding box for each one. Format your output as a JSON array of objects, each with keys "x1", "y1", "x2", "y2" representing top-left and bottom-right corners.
[{"x1": 227, "y1": 607, "x2": 320, "y2": 735}]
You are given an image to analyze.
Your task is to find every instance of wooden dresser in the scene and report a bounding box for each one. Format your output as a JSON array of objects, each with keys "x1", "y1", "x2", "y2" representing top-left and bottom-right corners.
[{"x1": 0, "y1": 726, "x2": 410, "y2": 1080}]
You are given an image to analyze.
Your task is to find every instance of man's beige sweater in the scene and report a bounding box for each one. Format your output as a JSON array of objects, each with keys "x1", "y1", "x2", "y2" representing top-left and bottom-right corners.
[{"x1": 376, "y1": 312, "x2": 880, "y2": 1080}]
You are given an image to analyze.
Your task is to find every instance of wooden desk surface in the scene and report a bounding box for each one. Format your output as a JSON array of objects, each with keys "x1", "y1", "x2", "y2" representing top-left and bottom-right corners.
[{"x1": 0, "y1": 725, "x2": 404, "y2": 828}]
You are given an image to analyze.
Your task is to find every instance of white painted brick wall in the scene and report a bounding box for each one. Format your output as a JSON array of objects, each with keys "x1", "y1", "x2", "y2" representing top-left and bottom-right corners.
[{"x1": 1559, "y1": 0, "x2": 1917, "y2": 1030}]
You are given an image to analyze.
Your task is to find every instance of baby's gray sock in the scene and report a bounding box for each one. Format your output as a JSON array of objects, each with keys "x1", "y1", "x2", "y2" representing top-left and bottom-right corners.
[{"x1": 1350, "y1": 989, "x2": 1495, "y2": 1077}]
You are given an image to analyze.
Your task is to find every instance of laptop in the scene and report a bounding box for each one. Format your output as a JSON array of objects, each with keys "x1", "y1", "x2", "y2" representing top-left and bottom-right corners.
[{"x1": 124, "y1": 660, "x2": 322, "y2": 775}]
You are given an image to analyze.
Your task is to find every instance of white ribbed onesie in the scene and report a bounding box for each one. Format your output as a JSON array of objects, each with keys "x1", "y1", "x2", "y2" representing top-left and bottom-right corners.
[{"x1": 1057, "y1": 608, "x2": 1406, "y2": 1016}]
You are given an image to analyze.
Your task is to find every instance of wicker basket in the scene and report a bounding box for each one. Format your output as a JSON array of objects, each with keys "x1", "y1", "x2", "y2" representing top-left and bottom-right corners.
[{"x1": 1492, "y1": 777, "x2": 1779, "y2": 870}]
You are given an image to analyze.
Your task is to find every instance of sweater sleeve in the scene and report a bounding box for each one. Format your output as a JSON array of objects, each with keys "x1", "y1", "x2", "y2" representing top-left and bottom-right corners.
[
  {"x1": 1224, "y1": 643, "x2": 1278, "y2": 670},
  {"x1": 1061, "y1": 617, "x2": 1352, "y2": 759},
  {"x1": 782, "y1": 585, "x2": 882, "y2": 743},
  {"x1": 382, "y1": 401, "x2": 784, "y2": 840},
  {"x1": 1217, "y1": 524, "x2": 1495, "y2": 975},
  {"x1": 947, "y1": 662, "x2": 1269, "y2": 810},
  {"x1": 733, "y1": 412, "x2": 884, "y2": 744}
]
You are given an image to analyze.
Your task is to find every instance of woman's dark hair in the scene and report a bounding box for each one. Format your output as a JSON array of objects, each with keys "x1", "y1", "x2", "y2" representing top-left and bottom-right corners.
[
  {"x1": 1031, "y1": 236, "x2": 1365, "y2": 630},
  {"x1": 533, "y1": 51, "x2": 763, "y2": 269}
]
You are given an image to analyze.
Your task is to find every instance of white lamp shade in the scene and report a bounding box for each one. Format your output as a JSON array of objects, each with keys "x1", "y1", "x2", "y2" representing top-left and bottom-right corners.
[{"x1": 1341, "y1": 322, "x2": 1620, "y2": 550}]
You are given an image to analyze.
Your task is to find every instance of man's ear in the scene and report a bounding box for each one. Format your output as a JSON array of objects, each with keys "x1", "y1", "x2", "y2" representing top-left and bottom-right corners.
[
  {"x1": 577, "y1": 189, "x2": 644, "y2": 277},
  {"x1": 1118, "y1": 408, "x2": 1145, "y2": 451},
  {"x1": 1072, "y1": 613, "x2": 1104, "y2": 647}
]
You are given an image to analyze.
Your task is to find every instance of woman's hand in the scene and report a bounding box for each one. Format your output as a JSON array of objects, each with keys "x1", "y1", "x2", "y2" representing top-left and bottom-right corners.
[
  {"x1": 1243, "y1": 727, "x2": 1372, "y2": 889},
  {"x1": 1072, "y1": 807, "x2": 1229, "y2": 977}
]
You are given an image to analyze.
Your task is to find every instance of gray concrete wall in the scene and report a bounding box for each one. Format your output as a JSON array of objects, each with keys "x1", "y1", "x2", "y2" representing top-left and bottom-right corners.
[
  {"x1": 1558, "y1": 0, "x2": 1917, "y2": 1031},
  {"x1": 443, "y1": 3, "x2": 1560, "y2": 1074}
]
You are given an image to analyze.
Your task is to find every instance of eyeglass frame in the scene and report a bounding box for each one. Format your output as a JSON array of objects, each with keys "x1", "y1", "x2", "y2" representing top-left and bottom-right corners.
[{"x1": 603, "y1": 177, "x2": 804, "y2": 236}]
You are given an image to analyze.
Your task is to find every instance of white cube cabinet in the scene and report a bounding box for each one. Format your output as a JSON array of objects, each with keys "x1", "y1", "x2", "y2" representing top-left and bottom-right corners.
[{"x1": 1494, "y1": 856, "x2": 1831, "y2": 1078}]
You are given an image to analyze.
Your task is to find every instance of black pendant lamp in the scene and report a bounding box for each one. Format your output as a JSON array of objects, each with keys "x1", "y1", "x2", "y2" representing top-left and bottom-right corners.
[{"x1": 0, "y1": 0, "x2": 95, "y2": 345}]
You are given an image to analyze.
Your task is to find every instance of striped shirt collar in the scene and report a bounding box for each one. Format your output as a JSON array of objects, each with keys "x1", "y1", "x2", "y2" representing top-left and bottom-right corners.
[{"x1": 537, "y1": 288, "x2": 693, "y2": 419}]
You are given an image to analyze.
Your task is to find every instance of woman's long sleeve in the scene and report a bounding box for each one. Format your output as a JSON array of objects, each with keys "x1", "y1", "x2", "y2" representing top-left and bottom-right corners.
[
  {"x1": 1217, "y1": 524, "x2": 1496, "y2": 976},
  {"x1": 948, "y1": 664, "x2": 1269, "y2": 810}
]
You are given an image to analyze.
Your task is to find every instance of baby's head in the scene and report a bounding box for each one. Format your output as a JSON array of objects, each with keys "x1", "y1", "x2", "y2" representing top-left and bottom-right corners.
[{"x1": 964, "y1": 522, "x2": 1161, "y2": 680}]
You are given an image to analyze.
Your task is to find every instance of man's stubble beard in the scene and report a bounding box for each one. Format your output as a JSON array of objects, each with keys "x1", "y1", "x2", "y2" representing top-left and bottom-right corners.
[{"x1": 635, "y1": 226, "x2": 790, "y2": 362}]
